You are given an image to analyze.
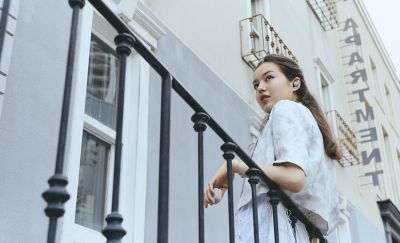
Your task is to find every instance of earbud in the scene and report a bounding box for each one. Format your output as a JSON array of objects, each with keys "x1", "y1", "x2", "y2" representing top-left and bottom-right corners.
[{"x1": 292, "y1": 79, "x2": 300, "y2": 88}]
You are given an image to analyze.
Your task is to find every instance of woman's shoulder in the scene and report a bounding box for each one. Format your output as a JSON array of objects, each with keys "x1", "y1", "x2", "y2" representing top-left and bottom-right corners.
[{"x1": 270, "y1": 99, "x2": 315, "y2": 124}]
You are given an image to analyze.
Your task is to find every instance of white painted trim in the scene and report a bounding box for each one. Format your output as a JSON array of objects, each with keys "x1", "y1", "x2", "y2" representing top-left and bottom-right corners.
[
  {"x1": 314, "y1": 57, "x2": 336, "y2": 85},
  {"x1": 314, "y1": 62, "x2": 324, "y2": 106},
  {"x1": 116, "y1": 0, "x2": 139, "y2": 23},
  {"x1": 314, "y1": 58, "x2": 335, "y2": 110},
  {"x1": 115, "y1": 1, "x2": 166, "y2": 50},
  {"x1": 262, "y1": 0, "x2": 271, "y2": 20},
  {"x1": 132, "y1": 3, "x2": 166, "y2": 44},
  {"x1": 60, "y1": 5, "x2": 152, "y2": 243},
  {"x1": 131, "y1": 54, "x2": 151, "y2": 243},
  {"x1": 84, "y1": 114, "x2": 116, "y2": 143},
  {"x1": 334, "y1": 194, "x2": 354, "y2": 243},
  {"x1": 314, "y1": 58, "x2": 339, "y2": 137},
  {"x1": 60, "y1": 5, "x2": 94, "y2": 243}
]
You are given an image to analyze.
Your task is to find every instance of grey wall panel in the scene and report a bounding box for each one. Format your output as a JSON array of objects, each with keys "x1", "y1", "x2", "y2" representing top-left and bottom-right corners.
[
  {"x1": 349, "y1": 207, "x2": 387, "y2": 243},
  {"x1": 0, "y1": 1, "x2": 72, "y2": 242},
  {"x1": 141, "y1": 5, "x2": 255, "y2": 243}
]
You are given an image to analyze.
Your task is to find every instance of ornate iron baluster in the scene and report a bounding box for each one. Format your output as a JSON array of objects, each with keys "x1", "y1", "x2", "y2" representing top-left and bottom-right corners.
[
  {"x1": 157, "y1": 73, "x2": 173, "y2": 243},
  {"x1": 268, "y1": 188, "x2": 280, "y2": 243},
  {"x1": 247, "y1": 168, "x2": 262, "y2": 243},
  {"x1": 102, "y1": 32, "x2": 135, "y2": 243},
  {"x1": 41, "y1": 1, "x2": 84, "y2": 242},
  {"x1": 221, "y1": 142, "x2": 237, "y2": 243},
  {"x1": 191, "y1": 112, "x2": 210, "y2": 243}
]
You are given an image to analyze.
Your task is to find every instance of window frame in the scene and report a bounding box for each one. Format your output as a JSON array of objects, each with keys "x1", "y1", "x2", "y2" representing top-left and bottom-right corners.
[{"x1": 59, "y1": 5, "x2": 152, "y2": 243}]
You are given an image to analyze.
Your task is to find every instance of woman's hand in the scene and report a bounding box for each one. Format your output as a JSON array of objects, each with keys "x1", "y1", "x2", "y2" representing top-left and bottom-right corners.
[
  {"x1": 204, "y1": 161, "x2": 230, "y2": 208},
  {"x1": 204, "y1": 160, "x2": 248, "y2": 208}
]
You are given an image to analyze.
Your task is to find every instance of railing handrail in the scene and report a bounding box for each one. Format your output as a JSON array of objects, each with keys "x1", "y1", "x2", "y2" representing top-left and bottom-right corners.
[
  {"x1": 88, "y1": 0, "x2": 327, "y2": 240},
  {"x1": 0, "y1": 0, "x2": 11, "y2": 62}
]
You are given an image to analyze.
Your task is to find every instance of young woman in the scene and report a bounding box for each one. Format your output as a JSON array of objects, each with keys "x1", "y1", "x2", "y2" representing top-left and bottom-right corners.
[{"x1": 204, "y1": 54, "x2": 342, "y2": 242}]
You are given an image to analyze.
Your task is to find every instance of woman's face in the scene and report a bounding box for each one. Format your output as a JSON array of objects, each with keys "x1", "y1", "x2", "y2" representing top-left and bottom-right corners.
[{"x1": 253, "y1": 62, "x2": 298, "y2": 113}]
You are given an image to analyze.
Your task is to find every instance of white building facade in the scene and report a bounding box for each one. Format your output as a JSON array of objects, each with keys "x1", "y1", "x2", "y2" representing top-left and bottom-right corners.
[{"x1": 0, "y1": 0, "x2": 399, "y2": 242}]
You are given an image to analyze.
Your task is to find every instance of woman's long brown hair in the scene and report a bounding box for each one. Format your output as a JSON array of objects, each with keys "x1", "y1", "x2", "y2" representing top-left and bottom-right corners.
[{"x1": 256, "y1": 54, "x2": 343, "y2": 160}]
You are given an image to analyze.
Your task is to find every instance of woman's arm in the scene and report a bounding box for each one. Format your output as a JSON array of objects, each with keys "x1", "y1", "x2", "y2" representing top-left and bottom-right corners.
[
  {"x1": 233, "y1": 161, "x2": 305, "y2": 193},
  {"x1": 204, "y1": 160, "x2": 306, "y2": 208}
]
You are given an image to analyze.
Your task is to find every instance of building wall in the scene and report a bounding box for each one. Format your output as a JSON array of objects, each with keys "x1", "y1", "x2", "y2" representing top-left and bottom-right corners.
[
  {"x1": 145, "y1": 0, "x2": 260, "y2": 111},
  {"x1": 144, "y1": 0, "x2": 400, "y2": 242},
  {"x1": 336, "y1": 0, "x2": 400, "y2": 233},
  {"x1": 0, "y1": 0, "x2": 72, "y2": 242},
  {"x1": 140, "y1": 4, "x2": 255, "y2": 242},
  {"x1": 0, "y1": 0, "x2": 399, "y2": 242}
]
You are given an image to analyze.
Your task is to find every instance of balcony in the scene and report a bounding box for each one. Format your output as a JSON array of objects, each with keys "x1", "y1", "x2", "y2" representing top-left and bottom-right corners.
[
  {"x1": 42, "y1": 1, "x2": 330, "y2": 242},
  {"x1": 239, "y1": 14, "x2": 298, "y2": 70},
  {"x1": 306, "y1": 0, "x2": 339, "y2": 31},
  {"x1": 326, "y1": 110, "x2": 360, "y2": 167}
]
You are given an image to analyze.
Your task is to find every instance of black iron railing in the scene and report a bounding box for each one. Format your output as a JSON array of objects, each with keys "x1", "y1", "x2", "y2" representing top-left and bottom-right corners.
[
  {"x1": 42, "y1": 1, "x2": 328, "y2": 242},
  {"x1": 0, "y1": 0, "x2": 11, "y2": 62}
]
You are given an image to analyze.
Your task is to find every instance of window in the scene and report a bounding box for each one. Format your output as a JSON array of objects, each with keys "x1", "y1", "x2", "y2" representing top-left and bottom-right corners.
[
  {"x1": 85, "y1": 35, "x2": 119, "y2": 129},
  {"x1": 321, "y1": 74, "x2": 332, "y2": 112},
  {"x1": 398, "y1": 150, "x2": 400, "y2": 167},
  {"x1": 60, "y1": 7, "x2": 153, "y2": 243},
  {"x1": 383, "y1": 128, "x2": 400, "y2": 203},
  {"x1": 384, "y1": 84, "x2": 394, "y2": 122},
  {"x1": 75, "y1": 131, "x2": 110, "y2": 231},
  {"x1": 250, "y1": 0, "x2": 264, "y2": 57},
  {"x1": 315, "y1": 59, "x2": 334, "y2": 113},
  {"x1": 75, "y1": 35, "x2": 119, "y2": 232},
  {"x1": 370, "y1": 58, "x2": 382, "y2": 105}
]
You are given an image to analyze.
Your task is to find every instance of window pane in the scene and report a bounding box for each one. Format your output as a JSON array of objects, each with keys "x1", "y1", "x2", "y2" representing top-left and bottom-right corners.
[
  {"x1": 75, "y1": 131, "x2": 110, "y2": 231},
  {"x1": 85, "y1": 35, "x2": 119, "y2": 129}
]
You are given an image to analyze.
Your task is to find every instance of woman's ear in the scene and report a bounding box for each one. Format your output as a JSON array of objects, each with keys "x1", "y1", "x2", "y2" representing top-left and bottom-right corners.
[{"x1": 291, "y1": 78, "x2": 301, "y2": 91}]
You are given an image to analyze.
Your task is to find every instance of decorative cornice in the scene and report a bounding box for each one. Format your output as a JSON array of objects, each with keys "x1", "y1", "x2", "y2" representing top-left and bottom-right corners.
[
  {"x1": 337, "y1": 193, "x2": 353, "y2": 223},
  {"x1": 116, "y1": 1, "x2": 166, "y2": 50}
]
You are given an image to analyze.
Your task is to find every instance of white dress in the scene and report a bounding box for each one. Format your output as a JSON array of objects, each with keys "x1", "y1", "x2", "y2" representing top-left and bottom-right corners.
[
  {"x1": 234, "y1": 100, "x2": 341, "y2": 242},
  {"x1": 235, "y1": 193, "x2": 310, "y2": 243}
]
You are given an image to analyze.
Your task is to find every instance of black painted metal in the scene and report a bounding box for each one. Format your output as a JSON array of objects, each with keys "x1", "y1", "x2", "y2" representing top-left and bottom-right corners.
[
  {"x1": 308, "y1": 231, "x2": 316, "y2": 242},
  {"x1": 83, "y1": 3, "x2": 325, "y2": 239},
  {"x1": 41, "y1": 1, "x2": 84, "y2": 242},
  {"x1": 191, "y1": 112, "x2": 210, "y2": 243},
  {"x1": 246, "y1": 168, "x2": 262, "y2": 243},
  {"x1": 289, "y1": 211, "x2": 298, "y2": 240},
  {"x1": 268, "y1": 188, "x2": 281, "y2": 243},
  {"x1": 221, "y1": 142, "x2": 237, "y2": 243},
  {"x1": 0, "y1": 0, "x2": 10, "y2": 61},
  {"x1": 157, "y1": 73, "x2": 173, "y2": 243},
  {"x1": 46, "y1": 0, "x2": 328, "y2": 241},
  {"x1": 102, "y1": 32, "x2": 135, "y2": 243},
  {"x1": 42, "y1": 175, "x2": 70, "y2": 243},
  {"x1": 172, "y1": 76, "x2": 326, "y2": 240}
]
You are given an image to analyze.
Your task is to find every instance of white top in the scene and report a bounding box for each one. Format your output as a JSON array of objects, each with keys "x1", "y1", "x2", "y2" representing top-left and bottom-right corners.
[{"x1": 235, "y1": 99, "x2": 340, "y2": 235}]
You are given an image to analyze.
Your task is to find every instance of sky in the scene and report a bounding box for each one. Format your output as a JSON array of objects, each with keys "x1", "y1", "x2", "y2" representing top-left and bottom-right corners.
[{"x1": 362, "y1": 0, "x2": 400, "y2": 80}]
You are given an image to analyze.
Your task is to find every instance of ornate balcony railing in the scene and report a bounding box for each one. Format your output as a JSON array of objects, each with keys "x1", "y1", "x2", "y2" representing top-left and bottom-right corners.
[
  {"x1": 239, "y1": 14, "x2": 298, "y2": 70},
  {"x1": 41, "y1": 1, "x2": 328, "y2": 242},
  {"x1": 306, "y1": 0, "x2": 339, "y2": 31},
  {"x1": 326, "y1": 110, "x2": 360, "y2": 167}
]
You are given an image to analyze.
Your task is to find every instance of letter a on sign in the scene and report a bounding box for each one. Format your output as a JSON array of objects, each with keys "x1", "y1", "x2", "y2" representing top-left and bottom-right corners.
[
  {"x1": 349, "y1": 52, "x2": 364, "y2": 66},
  {"x1": 343, "y1": 18, "x2": 358, "y2": 32}
]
